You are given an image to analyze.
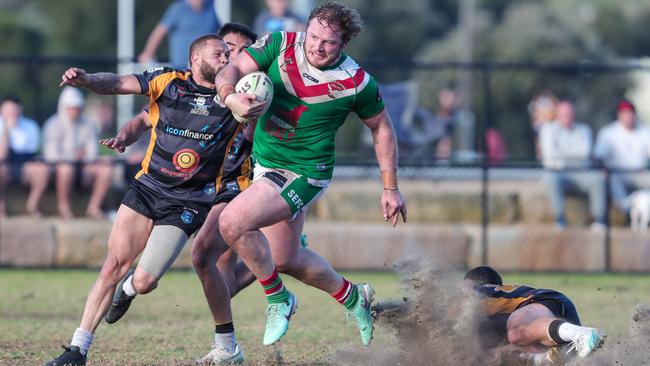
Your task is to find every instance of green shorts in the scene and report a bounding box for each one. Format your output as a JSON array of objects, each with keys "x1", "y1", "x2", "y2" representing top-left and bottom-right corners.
[{"x1": 253, "y1": 164, "x2": 329, "y2": 218}]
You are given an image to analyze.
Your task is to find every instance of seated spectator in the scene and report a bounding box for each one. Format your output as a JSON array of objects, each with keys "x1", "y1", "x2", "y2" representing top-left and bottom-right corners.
[
  {"x1": 593, "y1": 100, "x2": 650, "y2": 214},
  {"x1": 539, "y1": 101, "x2": 606, "y2": 230},
  {"x1": 254, "y1": 0, "x2": 305, "y2": 36},
  {"x1": 529, "y1": 90, "x2": 559, "y2": 159},
  {"x1": 0, "y1": 95, "x2": 49, "y2": 217},
  {"x1": 411, "y1": 89, "x2": 459, "y2": 160},
  {"x1": 43, "y1": 87, "x2": 113, "y2": 219}
]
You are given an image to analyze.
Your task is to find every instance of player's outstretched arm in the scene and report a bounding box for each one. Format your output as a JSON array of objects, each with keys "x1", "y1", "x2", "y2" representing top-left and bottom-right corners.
[
  {"x1": 59, "y1": 67, "x2": 142, "y2": 95},
  {"x1": 100, "y1": 110, "x2": 152, "y2": 153},
  {"x1": 215, "y1": 55, "x2": 265, "y2": 120},
  {"x1": 362, "y1": 109, "x2": 407, "y2": 226}
]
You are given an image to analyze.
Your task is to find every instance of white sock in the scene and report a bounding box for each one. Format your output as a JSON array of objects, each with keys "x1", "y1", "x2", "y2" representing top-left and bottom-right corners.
[
  {"x1": 558, "y1": 322, "x2": 582, "y2": 342},
  {"x1": 214, "y1": 332, "x2": 237, "y2": 353},
  {"x1": 122, "y1": 275, "x2": 137, "y2": 297},
  {"x1": 70, "y1": 327, "x2": 94, "y2": 356}
]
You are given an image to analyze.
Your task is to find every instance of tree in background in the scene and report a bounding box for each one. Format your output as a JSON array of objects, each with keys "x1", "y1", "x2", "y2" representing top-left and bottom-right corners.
[
  {"x1": 2, "y1": 0, "x2": 650, "y2": 160},
  {"x1": 415, "y1": 0, "x2": 637, "y2": 158}
]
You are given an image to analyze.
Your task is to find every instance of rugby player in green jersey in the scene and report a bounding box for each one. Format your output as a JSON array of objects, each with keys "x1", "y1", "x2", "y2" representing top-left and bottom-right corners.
[{"x1": 214, "y1": 1, "x2": 407, "y2": 347}]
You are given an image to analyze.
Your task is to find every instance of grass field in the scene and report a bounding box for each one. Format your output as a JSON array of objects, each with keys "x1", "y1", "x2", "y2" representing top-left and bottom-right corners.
[{"x1": 1, "y1": 269, "x2": 650, "y2": 365}]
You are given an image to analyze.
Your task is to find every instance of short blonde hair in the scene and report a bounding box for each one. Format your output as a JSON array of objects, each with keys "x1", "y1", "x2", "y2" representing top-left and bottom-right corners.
[{"x1": 308, "y1": 1, "x2": 363, "y2": 43}]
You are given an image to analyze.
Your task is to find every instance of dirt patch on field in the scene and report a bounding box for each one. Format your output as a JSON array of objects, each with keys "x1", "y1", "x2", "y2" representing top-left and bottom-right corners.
[
  {"x1": 333, "y1": 245, "x2": 482, "y2": 365},
  {"x1": 334, "y1": 244, "x2": 650, "y2": 366}
]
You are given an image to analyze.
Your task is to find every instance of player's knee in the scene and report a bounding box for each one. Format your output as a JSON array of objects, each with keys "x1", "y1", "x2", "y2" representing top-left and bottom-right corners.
[
  {"x1": 132, "y1": 273, "x2": 157, "y2": 294},
  {"x1": 218, "y1": 210, "x2": 243, "y2": 245},
  {"x1": 191, "y1": 243, "x2": 211, "y2": 273},
  {"x1": 98, "y1": 254, "x2": 130, "y2": 286},
  {"x1": 274, "y1": 257, "x2": 296, "y2": 274},
  {"x1": 507, "y1": 327, "x2": 526, "y2": 346}
]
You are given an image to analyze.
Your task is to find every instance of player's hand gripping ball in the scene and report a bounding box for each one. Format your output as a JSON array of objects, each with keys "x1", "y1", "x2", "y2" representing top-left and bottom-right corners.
[{"x1": 233, "y1": 72, "x2": 273, "y2": 124}]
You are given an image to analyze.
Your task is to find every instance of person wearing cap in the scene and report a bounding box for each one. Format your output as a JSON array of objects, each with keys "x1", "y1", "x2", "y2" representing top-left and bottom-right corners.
[
  {"x1": 539, "y1": 100, "x2": 606, "y2": 231},
  {"x1": 42, "y1": 86, "x2": 113, "y2": 219},
  {"x1": 593, "y1": 100, "x2": 650, "y2": 213}
]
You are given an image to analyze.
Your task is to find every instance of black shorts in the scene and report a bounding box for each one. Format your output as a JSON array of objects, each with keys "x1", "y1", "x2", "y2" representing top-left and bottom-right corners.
[
  {"x1": 213, "y1": 167, "x2": 252, "y2": 206},
  {"x1": 519, "y1": 292, "x2": 581, "y2": 326},
  {"x1": 121, "y1": 180, "x2": 210, "y2": 236},
  {"x1": 4, "y1": 153, "x2": 37, "y2": 182},
  {"x1": 213, "y1": 179, "x2": 241, "y2": 205}
]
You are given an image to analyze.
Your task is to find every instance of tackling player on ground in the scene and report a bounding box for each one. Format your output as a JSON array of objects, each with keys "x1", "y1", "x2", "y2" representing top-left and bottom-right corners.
[
  {"x1": 214, "y1": 1, "x2": 407, "y2": 346},
  {"x1": 465, "y1": 266, "x2": 606, "y2": 364},
  {"x1": 43, "y1": 32, "x2": 260, "y2": 366}
]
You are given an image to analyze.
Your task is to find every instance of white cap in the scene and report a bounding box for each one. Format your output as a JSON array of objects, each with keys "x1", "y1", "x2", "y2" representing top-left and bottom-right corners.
[{"x1": 59, "y1": 86, "x2": 85, "y2": 108}]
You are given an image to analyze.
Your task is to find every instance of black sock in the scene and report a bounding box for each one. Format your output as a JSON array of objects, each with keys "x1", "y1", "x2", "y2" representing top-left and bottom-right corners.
[
  {"x1": 215, "y1": 321, "x2": 235, "y2": 334},
  {"x1": 548, "y1": 319, "x2": 568, "y2": 345}
]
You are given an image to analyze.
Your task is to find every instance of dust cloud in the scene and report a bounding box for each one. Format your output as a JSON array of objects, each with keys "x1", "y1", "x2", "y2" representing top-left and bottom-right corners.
[{"x1": 333, "y1": 244, "x2": 650, "y2": 366}]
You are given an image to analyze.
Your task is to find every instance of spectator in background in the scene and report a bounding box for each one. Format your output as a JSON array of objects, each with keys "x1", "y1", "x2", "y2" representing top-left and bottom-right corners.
[
  {"x1": 138, "y1": 0, "x2": 220, "y2": 69},
  {"x1": 539, "y1": 101, "x2": 606, "y2": 230},
  {"x1": 594, "y1": 100, "x2": 650, "y2": 214},
  {"x1": 485, "y1": 127, "x2": 507, "y2": 165},
  {"x1": 43, "y1": 87, "x2": 113, "y2": 219},
  {"x1": 0, "y1": 95, "x2": 49, "y2": 217},
  {"x1": 529, "y1": 91, "x2": 559, "y2": 159},
  {"x1": 254, "y1": 0, "x2": 305, "y2": 36},
  {"x1": 411, "y1": 88, "x2": 459, "y2": 160}
]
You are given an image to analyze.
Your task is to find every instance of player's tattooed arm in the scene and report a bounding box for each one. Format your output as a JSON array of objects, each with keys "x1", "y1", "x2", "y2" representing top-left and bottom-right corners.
[
  {"x1": 60, "y1": 67, "x2": 141, "y2": 95},
  {"x1": 85, "y1": 73, "x2": 122, "y2": 94}
]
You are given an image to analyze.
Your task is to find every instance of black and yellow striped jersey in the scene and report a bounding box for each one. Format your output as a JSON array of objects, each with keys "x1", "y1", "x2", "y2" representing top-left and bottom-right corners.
[
  {"x1": 476, "y1": 284, "x2": 564, "y2": 316},
  {"x1": 133, "y1": 67, "x2": 251, "y2": 204}
]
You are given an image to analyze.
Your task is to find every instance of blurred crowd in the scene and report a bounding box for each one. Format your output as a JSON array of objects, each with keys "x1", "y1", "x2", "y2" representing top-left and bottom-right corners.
[
  {"x1": 531, "y1": 92, "x2": 650, "y2": 230},
  {"x1": 3, "y1": 0, "x2": 650, "y2": 226},
  {"x1": 0, "y1": 0, "x2": 306, "y2": 219},
  {"x1": 0, "y1": 88, "x2": 114, "y2": 219}
]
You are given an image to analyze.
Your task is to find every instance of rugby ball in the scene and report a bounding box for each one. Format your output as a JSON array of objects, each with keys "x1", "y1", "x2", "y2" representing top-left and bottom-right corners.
[{"x1": 233, "y1": 71, "x2": 274, "y2": 123}]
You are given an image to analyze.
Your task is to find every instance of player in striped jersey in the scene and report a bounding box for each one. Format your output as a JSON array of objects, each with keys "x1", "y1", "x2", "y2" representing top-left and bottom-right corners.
[
  {"x1": 44, "y1": 34, "x2": 257, "y2": 366},
  {"x1": 465, "y1": 266, "x2": 605, "y2": 363}
]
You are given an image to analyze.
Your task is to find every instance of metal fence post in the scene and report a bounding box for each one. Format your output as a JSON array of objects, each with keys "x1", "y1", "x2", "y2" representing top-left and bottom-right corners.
[
  {"x1": 28, "y1": 56, "x2": 43, "y2": 123},
  {"x1": 480, "y1": 67, "x2": 493, "y2": 266},
  {"x1": 604, "y1": 170, "x2": 611, "y2": 272}
]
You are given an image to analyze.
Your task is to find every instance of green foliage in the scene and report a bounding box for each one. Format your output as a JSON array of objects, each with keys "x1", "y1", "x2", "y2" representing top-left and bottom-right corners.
[
  {"x1": 415, "y1": 1, "x2": 636, "y2": 157},
  {"x1": 2, "y1": 0, "x2": 650, "y2": 157}
]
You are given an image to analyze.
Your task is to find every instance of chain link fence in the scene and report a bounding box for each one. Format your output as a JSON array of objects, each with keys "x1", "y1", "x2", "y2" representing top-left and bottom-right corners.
[{"x1": 2, "y1": 56, "x2": 650, "y2": 271}]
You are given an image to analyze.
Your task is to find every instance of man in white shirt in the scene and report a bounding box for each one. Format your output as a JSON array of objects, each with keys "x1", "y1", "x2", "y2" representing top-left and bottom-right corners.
[
  {"x1": 43, "y1": 87, "x2": 113, "y2": 219},
  {"x1": 593, "y1": 100, "x2": 650, "y2": 213},
  {"x1": 539, "y1": 101, "x2": 606, "y2": 229},
  {"x1": 0, "y1": 95, "x2": 49, "y2": 217}
]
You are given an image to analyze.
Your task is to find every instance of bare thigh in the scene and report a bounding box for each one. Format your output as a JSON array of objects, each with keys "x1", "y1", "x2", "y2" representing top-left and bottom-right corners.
[
  {"x1": 262, "y1": 211, "x2": 306, "y2": 266},
  {"x1": 106, "y1": 204, "x2": 154, "y2": 262},
  {"x1": 221, "y1": 179, "x2": 293, "y2": 234}
]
